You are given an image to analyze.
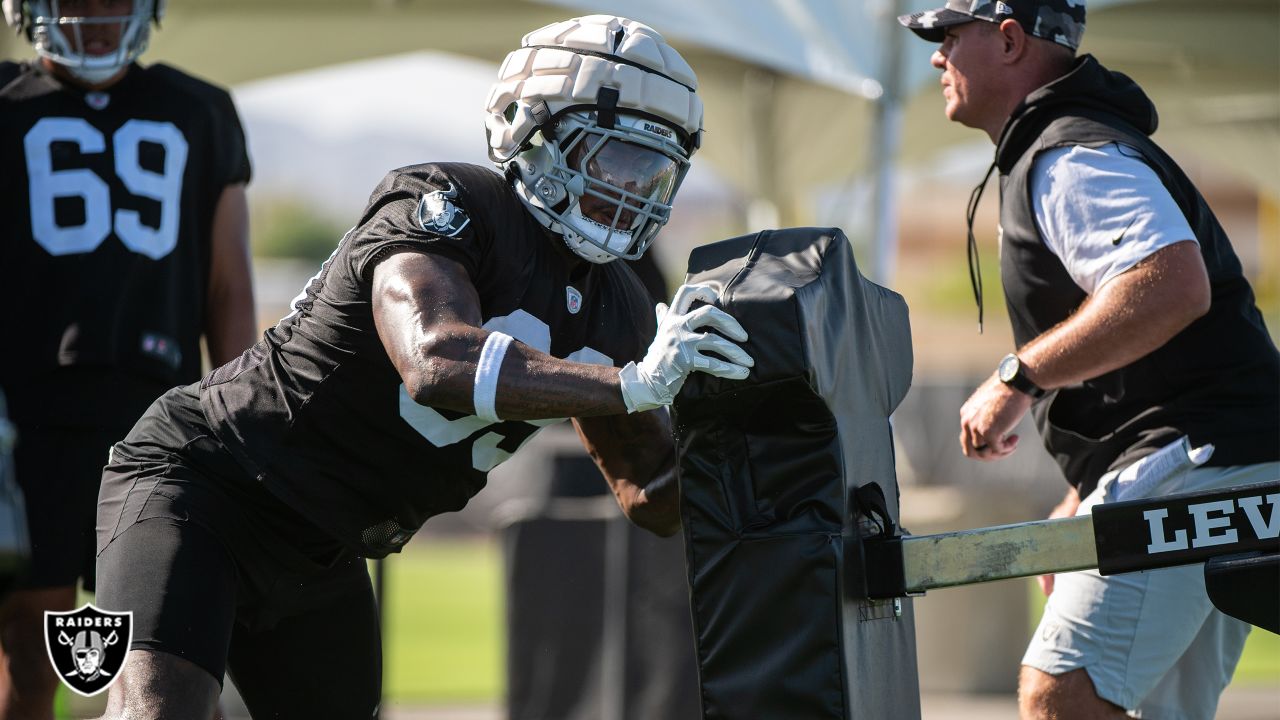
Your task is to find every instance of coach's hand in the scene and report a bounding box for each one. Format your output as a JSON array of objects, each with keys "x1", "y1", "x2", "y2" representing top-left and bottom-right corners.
[
  {"x1": 959, "y1": 373, "x2": 1031, "y2": 460},
  {"x1": 619, "y1": 283, "x2": 754, "y2": 413}
]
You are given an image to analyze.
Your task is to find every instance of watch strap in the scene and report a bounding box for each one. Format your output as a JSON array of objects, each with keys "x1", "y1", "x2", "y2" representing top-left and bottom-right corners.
[{"x1": 1002, "y1": 355, "x2": 1046, "y2": 399}]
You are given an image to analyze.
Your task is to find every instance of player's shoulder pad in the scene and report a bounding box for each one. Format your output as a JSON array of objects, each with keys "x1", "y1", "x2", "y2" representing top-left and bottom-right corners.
[
  {"x1": 374, "y1": 162, "x2": 511, "y2": 236},
  {"x1": 144, "y1": 62, "x2": 238, "y2": 113}
]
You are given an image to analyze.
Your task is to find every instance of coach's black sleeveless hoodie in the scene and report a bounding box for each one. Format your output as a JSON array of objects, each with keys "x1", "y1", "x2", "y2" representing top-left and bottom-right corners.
[{"x1": 993, "y1": 54, "x2": 1279, "y2": 496}]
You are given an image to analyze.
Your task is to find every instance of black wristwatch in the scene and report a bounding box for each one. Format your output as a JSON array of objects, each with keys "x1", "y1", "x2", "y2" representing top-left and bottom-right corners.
[{"x1": 997, "y1": 353, "x2": 1046, "y2": 399}]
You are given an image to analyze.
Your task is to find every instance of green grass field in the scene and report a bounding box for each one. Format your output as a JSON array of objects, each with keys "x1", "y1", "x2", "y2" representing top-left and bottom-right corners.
[
  {"x1": 51, "y1": 534, "x2": 1280, "y2": 716},
  {"x1": 380, "y1": 539, "x2": 505, "y2": 702},
  {"x1": 383, "y1": 537, "x2": 1280, "y2": 704}
]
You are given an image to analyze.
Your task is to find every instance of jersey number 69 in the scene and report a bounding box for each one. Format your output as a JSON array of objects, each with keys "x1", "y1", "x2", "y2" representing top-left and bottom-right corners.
[{"x1": 24, "y1": 116, "x2": 188, "y2": 260}]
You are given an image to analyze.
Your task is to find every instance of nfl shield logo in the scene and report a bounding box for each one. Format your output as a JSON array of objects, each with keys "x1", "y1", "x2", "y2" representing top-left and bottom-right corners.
[
  {"x1": 44, "y1": 604, "x2": 132, "y2": 697},
  {"x1": 565, "y1": 286, "x2": 583, "y2": 314},
  {"x1": 84, "y1": 91, "x2": 110, "y2": 110}
]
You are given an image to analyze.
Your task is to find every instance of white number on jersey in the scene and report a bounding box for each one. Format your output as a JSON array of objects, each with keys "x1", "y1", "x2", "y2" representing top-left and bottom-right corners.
[
  {"x1": 399, "y1": 309, "x2": 614, "y2": 472},
  {"x1": 24, "y1": 117, "x2": 189, "y2": 259}
]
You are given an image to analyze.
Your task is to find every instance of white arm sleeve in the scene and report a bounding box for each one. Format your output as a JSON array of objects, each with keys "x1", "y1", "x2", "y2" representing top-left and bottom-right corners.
[{"x1": 1030, "y1": 142, "x2": 1198, "y2": 295}]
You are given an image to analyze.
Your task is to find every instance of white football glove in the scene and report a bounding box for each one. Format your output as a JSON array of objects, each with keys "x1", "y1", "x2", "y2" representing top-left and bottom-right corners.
[{"x1": 618, "y1": 283, "x2": 754, "y2": 413}]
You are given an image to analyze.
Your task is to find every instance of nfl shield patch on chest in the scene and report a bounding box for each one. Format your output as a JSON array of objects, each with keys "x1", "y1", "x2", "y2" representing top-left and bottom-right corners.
[
  {"x1": 566, "y1": 286, "x2": 583, "y2": 314},
  {"x1": 44, "y1": 604, "x2": 132, "y2": 697}
]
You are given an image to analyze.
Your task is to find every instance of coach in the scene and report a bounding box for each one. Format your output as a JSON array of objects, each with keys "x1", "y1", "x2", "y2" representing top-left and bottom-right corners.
[{"x1": 899, "y1": 1, "x2": 1280, "y2": 718}]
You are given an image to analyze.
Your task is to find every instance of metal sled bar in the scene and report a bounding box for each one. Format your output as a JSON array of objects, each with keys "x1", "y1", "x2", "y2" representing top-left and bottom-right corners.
[
  {"x1": 894, "y1": 480, "x2": 1280, "y2": 595},
  {"x1": 901, "y1": 515, "x2": 1097, "y2": 592}
]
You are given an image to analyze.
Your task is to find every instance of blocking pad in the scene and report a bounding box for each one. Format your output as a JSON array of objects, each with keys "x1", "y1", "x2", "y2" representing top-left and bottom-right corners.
[{"x1": 673, "y1": 227, "x2": 920, "y2": 720}]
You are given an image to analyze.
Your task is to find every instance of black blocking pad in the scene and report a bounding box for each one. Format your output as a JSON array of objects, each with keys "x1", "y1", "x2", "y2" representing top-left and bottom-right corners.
[{"x1": 673, "y1": 228, "x2": 921, "y2": 720}]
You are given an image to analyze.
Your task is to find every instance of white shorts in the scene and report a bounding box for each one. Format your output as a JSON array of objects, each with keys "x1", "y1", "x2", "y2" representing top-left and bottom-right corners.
[{"x1": 1022, "y1": 440, "x2": 1279, "y2": 719}]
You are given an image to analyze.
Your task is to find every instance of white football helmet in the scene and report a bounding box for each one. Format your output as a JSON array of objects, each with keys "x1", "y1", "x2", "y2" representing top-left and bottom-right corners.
[
  {"x1": 2, "y1": 0, "x2": 163, "y2": 84},
  {"x1": 485, "y1": 15, "x2": 703, "y2": 264}
]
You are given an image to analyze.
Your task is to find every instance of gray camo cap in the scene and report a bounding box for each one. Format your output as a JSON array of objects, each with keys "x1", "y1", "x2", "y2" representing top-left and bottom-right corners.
[{"x1": 898, "y1": 0, "x2": 1086, "y2": 50}]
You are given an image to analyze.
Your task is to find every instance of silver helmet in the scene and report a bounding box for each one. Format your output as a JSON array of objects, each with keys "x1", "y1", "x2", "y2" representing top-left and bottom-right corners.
[
  {"x1": 485, "y1": 15, "x2": 703, "y2": 264},
  {"x1": 3, "y1": 0, "x2": 163, "y2": 84}
]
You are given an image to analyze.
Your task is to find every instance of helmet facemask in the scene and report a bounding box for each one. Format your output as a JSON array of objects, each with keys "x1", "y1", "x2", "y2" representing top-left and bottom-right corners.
[
  {"x1": 17, "y1": 0, "x2": 156, "y2": 84},
  {"x1": 512, "y1": 110, "x2": 690, "y2": 264}
]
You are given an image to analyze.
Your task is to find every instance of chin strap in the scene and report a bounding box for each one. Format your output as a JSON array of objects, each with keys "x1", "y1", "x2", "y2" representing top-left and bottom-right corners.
[{"x1": 529, "y1": 98, "x2": 555, "y2": 141}]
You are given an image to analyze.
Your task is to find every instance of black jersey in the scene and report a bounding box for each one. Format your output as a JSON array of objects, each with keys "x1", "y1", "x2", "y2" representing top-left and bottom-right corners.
[
  {"x1": 0, "y1": 61, "x2": 250, "y2": 428},
  {"x1": 200, "y1": 163, "x2": 656, "y2": 556}
]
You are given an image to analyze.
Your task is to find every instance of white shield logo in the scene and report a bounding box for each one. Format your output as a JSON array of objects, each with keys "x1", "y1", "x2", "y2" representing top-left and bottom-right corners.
[
  {"x1": 44, "y1": 604, "x2": 133, "y2": 697},
  {"x1": 84, "y1": 91, "x2": 111, "y2": 110},
  {"x1": 566, "y1": 286, "x2": 583, "y2": 315}
]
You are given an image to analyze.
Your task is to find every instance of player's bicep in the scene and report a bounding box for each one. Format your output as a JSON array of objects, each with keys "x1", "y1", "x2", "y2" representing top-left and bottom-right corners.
[{"x1": 371, "y1": 250, "x2": 484, "y2": 398}]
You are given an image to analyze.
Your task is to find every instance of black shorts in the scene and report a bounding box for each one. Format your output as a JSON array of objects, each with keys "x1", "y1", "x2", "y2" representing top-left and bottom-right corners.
[
  {"x1": 95, "y1": 385, "x2": 381, "y2": 718},
  {"x1": 13, "y1": 424, "x2": 128, "y2": 589}
]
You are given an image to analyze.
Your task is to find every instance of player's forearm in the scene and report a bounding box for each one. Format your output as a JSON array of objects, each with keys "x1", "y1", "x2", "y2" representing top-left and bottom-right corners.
[
  {"x1": 402, "y1": 325, "x2": 627, "y2": 420},
  {"x1": 206, "y1": 184, "x2": 257, "y2": 365},
  {"x1": 630, "y1": 467, "x2": 682, "y2": 536},
  {"x1": 595, "y1": 460, "x2": 681, "y2": 537},
  {"x1": 205, "y1": 288, "x2": 257, "y2": 366},
  {"x1": 574, "y1": 413, "x2": 682, "y2": 537},
  {"x1": 205, "y1": 255, "x2": 257, "y2": 366},
  {"x1": 1016, "y1": 241, "x2": 1209, "y2": 390}
]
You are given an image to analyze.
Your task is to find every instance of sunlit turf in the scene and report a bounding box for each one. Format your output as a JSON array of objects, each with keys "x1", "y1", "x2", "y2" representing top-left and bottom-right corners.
[
  {"x1": 378, "y1": 537, "x2": 504, "y2": 703},
  {"x1": 382, "y1": 540, "x2": 1277, "y2": 703},
  {"x1": 59, "y1": 536, "x2": 1277, "y2": 713}
]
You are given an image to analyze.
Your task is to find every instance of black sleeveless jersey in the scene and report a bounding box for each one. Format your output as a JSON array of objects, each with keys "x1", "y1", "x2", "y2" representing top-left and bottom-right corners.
[
  {"x1": 200, "y1": 163, "x2": 656, "y2": 557},
  {"x1": 0, "y1": 61, "x2": 250, "y2": 428}
]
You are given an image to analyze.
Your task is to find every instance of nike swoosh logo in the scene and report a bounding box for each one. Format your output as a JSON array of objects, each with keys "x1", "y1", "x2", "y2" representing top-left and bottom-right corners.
[{"x1": 1112, "y1": 217, "x2": 1138, "y2": 245}]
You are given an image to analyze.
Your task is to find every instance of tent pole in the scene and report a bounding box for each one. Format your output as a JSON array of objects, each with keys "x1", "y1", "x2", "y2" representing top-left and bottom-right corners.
[{"x1": 869, "y1": 0, "x2": 907, "y2": 284}]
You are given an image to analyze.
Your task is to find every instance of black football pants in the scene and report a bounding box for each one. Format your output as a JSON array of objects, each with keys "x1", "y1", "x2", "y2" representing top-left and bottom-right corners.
[{"x1": 95, "y1": 385, "x2": 381, "y2": 719}]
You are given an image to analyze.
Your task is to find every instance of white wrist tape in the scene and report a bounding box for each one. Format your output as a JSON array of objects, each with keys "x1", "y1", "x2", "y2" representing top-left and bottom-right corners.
[{"x1": 473, "y1": 332, "x2": 513, "y2": 422}]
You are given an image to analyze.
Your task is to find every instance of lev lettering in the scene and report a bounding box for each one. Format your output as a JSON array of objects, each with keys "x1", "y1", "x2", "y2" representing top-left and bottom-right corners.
[{"x1": 1144, "y1": 492, "x2": 1279, "y2": 554}]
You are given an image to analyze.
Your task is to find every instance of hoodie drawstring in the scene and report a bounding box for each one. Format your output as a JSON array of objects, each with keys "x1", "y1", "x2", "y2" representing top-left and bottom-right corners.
[{"x1": 965, "y1": 160, "x2": 998, "y2": 334}]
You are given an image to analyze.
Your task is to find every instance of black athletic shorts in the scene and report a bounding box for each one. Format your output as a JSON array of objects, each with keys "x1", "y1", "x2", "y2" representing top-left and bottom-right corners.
[
  {"x1": 95, "y1": 384, "x2": 381, "y2": 718},
  {"x1": 14, "y1": 424, "x2": 128, "y2": 589}
]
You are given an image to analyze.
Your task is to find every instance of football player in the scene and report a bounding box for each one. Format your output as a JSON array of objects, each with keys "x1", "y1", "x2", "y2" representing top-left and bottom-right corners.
[
  {"x1": 91, "y1": 14, "x2": 752, "y2": 718},
  {"x1": 0, "y1": 0, "x2": 256, "y2": 716}
]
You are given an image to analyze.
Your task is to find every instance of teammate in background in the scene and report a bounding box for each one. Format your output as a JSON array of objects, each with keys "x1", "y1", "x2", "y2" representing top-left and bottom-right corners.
[
  {"x1": 0, "y1": 0, "x2": 256, "y2": 716},
  {"x1": 92, "y1": 15, "x2": 752, "y2": 718},
  {"x1": 899, "y1": 1, "x2": 1280, "y2": 718}
]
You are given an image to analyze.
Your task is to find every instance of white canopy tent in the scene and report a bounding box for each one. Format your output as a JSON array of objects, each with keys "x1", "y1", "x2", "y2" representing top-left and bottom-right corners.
[{"x1": 230, "y1": 49, "x2": 739, "y2": 273}]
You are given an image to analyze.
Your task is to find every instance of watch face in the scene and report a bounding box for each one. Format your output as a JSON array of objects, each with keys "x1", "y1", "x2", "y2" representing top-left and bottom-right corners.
[{"x1": 998, "y1": 354, "x2": 1019, "y2": 383}]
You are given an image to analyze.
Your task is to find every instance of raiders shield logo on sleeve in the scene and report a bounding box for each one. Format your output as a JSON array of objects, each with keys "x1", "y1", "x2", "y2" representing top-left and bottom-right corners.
[
  {"x1": 416, "y1": 184, "x2": 471, "y2": 238},
  {"x1": 44, "y1": 604, "x2": 133, "y2": 697}
]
